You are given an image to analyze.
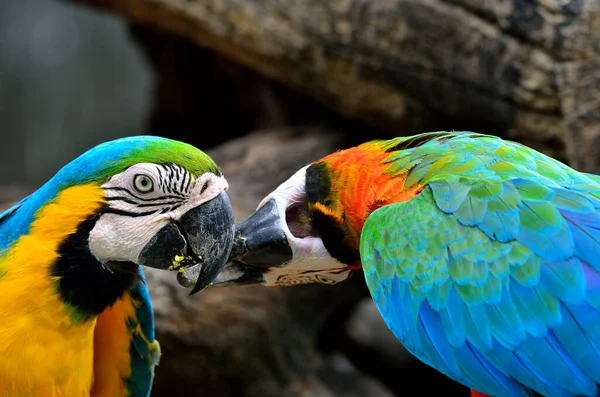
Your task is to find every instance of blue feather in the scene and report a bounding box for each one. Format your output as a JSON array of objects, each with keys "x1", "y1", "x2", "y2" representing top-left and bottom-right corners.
[
  {"x1": 581, "y1": 264, "x2": 600, "y2": 311},
  {"x1": 0, "y1": 195, "x2": 29, "y2": 223},
  {"x1": 479, "y1": 209, "x2": 519, "y2": 242},
  {"x1": 553, "y1": 303, "x2": 600, "y2": 384},
  {"x1": 359, "y1": 133, "x2": 600, "y2": 396},
  {"x1": 462, "y1": 302, "x2": 493, "y2": 351},
  {"x1": 484, "y1": 341, "x2": 568, "y2": 397},
  {"x1": 418, "y1": 303, "x2": 462, "y2": 377},
  {"x1": 561, "y1": 209, "x2": 600, "y2": 273},
  {"x1": 126, "y1": 271, "x2": 160, "y2": 397},
  {"x1": 430, "y1": 181, "x2": 471, "y2": 213},
  {"x1": 440, "y1": 287, "x2": 467, "y2": 346},
  {"x1": 516, "y1": 333, "x2": 596, "y2": 395},
  {"x1": 516, "y1": 224, "x2": 573, "y2": 262},
  {"x1": 540, "y1": 258, "x2": 586, "y2": 304},
  {"x1": 453, "y1": 341, "x2": 524, "y2": 396},
  {"x1": 387, "y1": 276, "x2": 421, "y2": 353},
  {"x1": 508, "y1": 284, "x2": 548, "y2": 337},
  {"x1": 552, "y1": 189, "x2": 595, "y2": 213},
  {"x1": 485, "y1": 287, "x2": 526, "y2": 350}
]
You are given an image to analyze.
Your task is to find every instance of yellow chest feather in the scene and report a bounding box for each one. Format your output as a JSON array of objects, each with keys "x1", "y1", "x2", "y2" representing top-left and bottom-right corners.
[{"x1": 0, "y1": 184, "x2": 132, "y2": 397}]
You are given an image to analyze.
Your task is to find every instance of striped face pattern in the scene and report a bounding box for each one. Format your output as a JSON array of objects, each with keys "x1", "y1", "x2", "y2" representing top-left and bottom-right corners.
[
  {"x1": 103, "y1": 163, "x2": 207, "y2": 218},
  {"x1": 87, "y1": 162, "x2": 229, "y2": 265}
]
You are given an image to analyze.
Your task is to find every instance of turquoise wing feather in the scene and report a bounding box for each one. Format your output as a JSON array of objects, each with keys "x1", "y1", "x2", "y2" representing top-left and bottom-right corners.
[
  {"x1": 126, "y1": 270, "x2": 161, "y2": 397},
  {"x1": 0, "y1": 195, "x2": 28, "y2": 223},
  {"x1": 0, "y1": 195, "x2": 30, "y2": 251},
  {"x1": 361, "y1": 132, "x2": 600, "y2": 397}
]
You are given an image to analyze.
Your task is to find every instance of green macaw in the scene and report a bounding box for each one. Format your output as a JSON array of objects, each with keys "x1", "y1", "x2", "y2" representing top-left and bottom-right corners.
[{"x1": 187, "y1": 131, "x2": 600, "y2": 397}]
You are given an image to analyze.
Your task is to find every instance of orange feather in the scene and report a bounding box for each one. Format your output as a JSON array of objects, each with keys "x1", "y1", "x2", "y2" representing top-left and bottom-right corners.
[
  {"x1": 91, "y1": 294, "x2": 136, "y2": 397},
  {"x1": 471, "y1": 389, "x2": 492, "y2": 397},
  {"x1": 313, "y1": 141, "x2": 423, "y2": 254}
]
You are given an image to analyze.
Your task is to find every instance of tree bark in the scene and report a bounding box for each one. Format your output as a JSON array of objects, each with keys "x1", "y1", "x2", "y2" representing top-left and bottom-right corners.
[{"x1": 74, "y1": 0, "x2": 599, "y2": 170}]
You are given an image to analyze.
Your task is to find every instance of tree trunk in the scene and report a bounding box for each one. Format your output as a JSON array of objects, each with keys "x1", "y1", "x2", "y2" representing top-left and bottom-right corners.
[{"x1": 75, "y1": 0, "x2": 599, "y2": 171}]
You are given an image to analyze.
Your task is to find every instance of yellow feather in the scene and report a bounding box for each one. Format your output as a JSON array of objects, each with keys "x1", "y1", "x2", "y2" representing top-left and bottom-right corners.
[{"x1": 0, "y1": 184, "x2": 109, "y2": 397}]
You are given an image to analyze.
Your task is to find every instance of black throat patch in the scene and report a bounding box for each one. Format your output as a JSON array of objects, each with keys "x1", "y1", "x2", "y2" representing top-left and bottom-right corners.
[
  {"x1": 306, "y1": 163, "x2": 360, "y2": 265},
  {"x1": 51, "y1": 214, "x2": 139, "y2": 321},
  {"x1": 312, "y1": 209, "x2": 360, "y2": 265},
  {"x1": 306, "y1": 162, "x2": 332, "y2": 206}
]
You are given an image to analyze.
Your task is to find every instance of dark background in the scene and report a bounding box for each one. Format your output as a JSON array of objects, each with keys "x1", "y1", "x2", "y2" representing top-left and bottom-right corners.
[{"x1": 0, "y1": 0, "x2": 150, "y2": 187}]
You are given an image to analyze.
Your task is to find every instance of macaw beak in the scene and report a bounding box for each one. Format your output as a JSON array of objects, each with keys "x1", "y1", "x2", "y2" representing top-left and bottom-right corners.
[
  {"x1": 228, "y1": 198, "x2": 293, "y2": 267},
  {"x1": 177, "y1": 260, "x2": 268, "y2": 289},
  {"x1": 138, "y1": 191, "x2": 235, "y2": 290},
  {"x1": 181, "y1": 198, "x2": 293, "y2": 293}
]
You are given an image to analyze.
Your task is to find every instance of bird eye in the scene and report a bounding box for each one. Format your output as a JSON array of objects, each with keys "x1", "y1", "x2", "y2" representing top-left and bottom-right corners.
[
  {"x1": 133, "y1": 174, "x2": 154, "y2": 193},
  {"x1": 315, "y1": 274, "x2": 337, "y2": 285}
]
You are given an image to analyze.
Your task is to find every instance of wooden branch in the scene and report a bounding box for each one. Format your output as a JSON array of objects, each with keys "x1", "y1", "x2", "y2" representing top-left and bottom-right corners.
[{"x1": 74, "y1": 0, "x2": 600, "y2": 171}]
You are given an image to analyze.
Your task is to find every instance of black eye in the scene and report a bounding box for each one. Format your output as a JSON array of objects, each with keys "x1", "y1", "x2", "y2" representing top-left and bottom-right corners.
[
  {"x1": 134, "y1": 174, "x2": 154, "y2": 193},
  {"x1": 315, "y1": 274, "x2": 337, "y2": 285}
]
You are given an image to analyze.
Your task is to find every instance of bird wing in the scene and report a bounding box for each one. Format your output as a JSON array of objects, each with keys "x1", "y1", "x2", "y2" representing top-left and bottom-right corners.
[
  {"x1": 125, "y1": 271, "x2": 161, "y2": 397},
  {"x1": 0, "y1": 195, "x2": 28, "y2": 224},
  {"x1": 361, "y1": 176, "x2": 600, "y2": 397},
  {"x1": 92, "y1": 270, "x2": 160, "y2": 397}
]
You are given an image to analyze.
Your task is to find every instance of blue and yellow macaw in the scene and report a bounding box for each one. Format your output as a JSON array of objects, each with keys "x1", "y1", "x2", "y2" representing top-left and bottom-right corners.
[
  {"x1": 0, "y1": 136, "x2": 235, "y2": 396},
  {"x1": 195, "y1": 131, "x2": 600, "y2": 397}
]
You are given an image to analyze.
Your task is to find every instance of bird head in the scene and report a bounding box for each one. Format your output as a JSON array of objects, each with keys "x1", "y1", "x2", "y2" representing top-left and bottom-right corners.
[
  {"x1": 179, "y1": 140, "x2": 415, "y2": 292},
  {"x1": 2, "y1": 136, "x2": 235, "y2": 305}
]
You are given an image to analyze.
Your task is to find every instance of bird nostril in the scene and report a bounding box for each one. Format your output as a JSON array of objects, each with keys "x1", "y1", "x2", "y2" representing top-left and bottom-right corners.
[{"x1": 200, "y1": 180, "x2": 210, "y2": 194}]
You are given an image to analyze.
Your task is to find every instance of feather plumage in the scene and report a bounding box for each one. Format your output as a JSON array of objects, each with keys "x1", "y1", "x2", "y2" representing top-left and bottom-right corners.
[
  {"x1": 353, "y1": 132, "x2": 600, "y2": 396},
  {"x1": 0, "y1": 136, "x2": 214, "y2": 396}
]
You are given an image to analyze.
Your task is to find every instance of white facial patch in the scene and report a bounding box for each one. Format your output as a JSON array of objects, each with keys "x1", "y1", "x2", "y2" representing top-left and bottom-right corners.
[
  {"x1": 256, "y1": 165, "x2": 353, "y2": 287},
  {"x1": 264, "y1": 266, "x2": 353, "y2": 287},
  {"x1": 88, "y1": 163, "x2": 228, "y2": 264}
]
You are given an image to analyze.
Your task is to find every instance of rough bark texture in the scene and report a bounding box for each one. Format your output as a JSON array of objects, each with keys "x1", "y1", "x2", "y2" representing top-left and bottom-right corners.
[
  {"x1": 74, "y1": 0, "x2": 599, "y2": 171},
  {"x1": 128, "y1": 25, "x2": 381, "y2": 150}
]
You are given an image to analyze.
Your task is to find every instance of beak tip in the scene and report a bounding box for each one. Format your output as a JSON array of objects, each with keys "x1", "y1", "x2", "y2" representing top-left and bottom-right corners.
[
  {"x1": 188, "y1": 286, "x2": 202, "y2": 296},
  {"x1": 182, "y1": 191, "x2": 236, "y2": 293},
  {"x1": 189, "y1": 273, "x2": 217, "y2": 294}
]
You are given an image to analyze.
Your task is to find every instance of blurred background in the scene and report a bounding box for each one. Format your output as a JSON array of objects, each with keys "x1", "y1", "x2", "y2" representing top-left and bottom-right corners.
[
  {"x1": 0, "y1": 0, "x2": 597, "y2": 396},
  {"x1": 0, "y1": 0, "x2": 152, "y2": 187}
]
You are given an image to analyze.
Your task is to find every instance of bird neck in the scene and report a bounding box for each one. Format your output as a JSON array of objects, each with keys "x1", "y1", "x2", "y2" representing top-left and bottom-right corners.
[
  {"x1": 53, "y1": 213, "x2": 140, "y2": 322},
  {"x1": 308, "y1": 145, "x2": 423, "y2": 265}
]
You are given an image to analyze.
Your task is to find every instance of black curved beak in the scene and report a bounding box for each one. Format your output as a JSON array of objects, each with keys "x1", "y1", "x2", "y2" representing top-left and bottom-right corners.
[
  {"x1": 138, "y1": 192, "x2": 235, "y2": 292},
  {"x1": 179, "y1": 198, "x2": 294, "y2": 293},
  {"x1": 229, "y1": 198, "x2": 293, "y2": 267},
  {"x1": 177, "y1": 260, "x2": 267, "y2": 289}
]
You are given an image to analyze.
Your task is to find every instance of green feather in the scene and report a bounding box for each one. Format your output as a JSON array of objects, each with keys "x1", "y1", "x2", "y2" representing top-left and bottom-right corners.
[
  {"x1": 95, "y1": 137, "x2": 219, "y2": 181},
  {"x1": 359, "y1": 131, "x2": 600, "y2": 396}
]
